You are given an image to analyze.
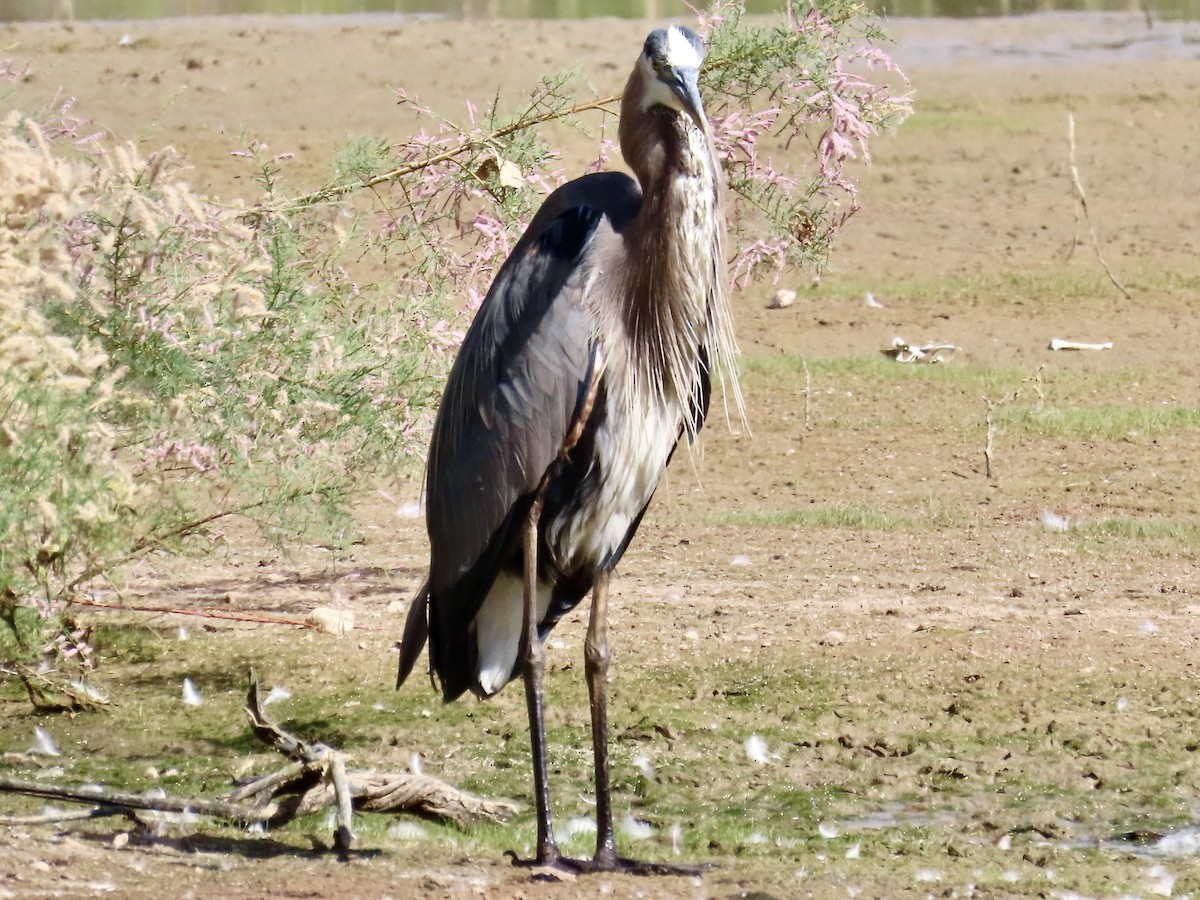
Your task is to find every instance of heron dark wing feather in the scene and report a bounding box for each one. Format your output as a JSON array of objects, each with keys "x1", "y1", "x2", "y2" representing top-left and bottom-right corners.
[
  {"x1": 413, "y1": 172, "x2": 642, "y2": 697},
  {"x1": 427, "y1": 211, "x2": 597, "y2": 598}
]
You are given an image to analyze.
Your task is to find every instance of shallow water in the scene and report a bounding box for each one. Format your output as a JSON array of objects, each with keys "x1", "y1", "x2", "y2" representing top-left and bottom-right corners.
[
  {"x1": 4, "y1": 0, "x2": 1200, "y2": 22},
  {"x1": 1097, "y1": 826, "x2": 1200, "y2": 859}
]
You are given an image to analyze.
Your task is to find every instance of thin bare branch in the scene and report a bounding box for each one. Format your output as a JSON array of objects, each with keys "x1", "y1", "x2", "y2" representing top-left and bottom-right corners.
[
  {"x1": 266, "y1": 95, "x2": 620, "y2": 215},
  {"x1": 0, "y1": 773, "x2": 278, "y2": 823},
  {"x1": 1068, "y1": 113, "x2": 1131, "y2": 300},
  {"x1": 0, "y1": 807, "x2": 127, "y2": 826}
]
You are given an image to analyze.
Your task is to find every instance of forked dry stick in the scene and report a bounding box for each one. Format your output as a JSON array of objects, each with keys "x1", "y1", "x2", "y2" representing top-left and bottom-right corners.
[{"x1": 1067, "y1": 113, "x2": 1131, "y2": 300}]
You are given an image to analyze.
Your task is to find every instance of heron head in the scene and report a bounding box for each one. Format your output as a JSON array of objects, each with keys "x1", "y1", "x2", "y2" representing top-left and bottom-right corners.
[{"x1": 637, "y1": 25, "x2": 708, "y2": 132}]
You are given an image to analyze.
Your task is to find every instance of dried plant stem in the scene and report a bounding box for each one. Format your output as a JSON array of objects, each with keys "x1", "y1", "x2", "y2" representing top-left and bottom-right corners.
[
  {"x1": 1031, "y1": 364, "x2": 1046, "y2": 406},
  {"x1": 801, "y1": 358, "x2": 812, "y2": 432},
  {"x1": 983, "y1": 397, "x2": 998, "y2": 480},
  {"x1": 1067, "y1": 113, "x2": 1131, "y2": 300},
  {"x1": 5, "y1": 662, "x2": 109, "y2": 712}
]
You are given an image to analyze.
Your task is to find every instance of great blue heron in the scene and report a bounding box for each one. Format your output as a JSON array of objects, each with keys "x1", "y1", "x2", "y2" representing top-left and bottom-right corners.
[{"x1": 397, "y1": 25, "x2": 740, "y2": 874}]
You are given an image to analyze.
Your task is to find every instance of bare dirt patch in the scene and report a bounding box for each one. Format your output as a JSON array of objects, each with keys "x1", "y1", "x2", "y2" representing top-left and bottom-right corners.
[{"x1": 3, "y1": 11, "x2": 1199, "y2": 898}]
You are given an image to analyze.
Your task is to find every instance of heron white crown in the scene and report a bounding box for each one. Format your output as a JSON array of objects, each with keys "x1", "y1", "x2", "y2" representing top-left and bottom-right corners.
[{"x1": 661, "y1": 25, "x2": 703, "y2": 70}]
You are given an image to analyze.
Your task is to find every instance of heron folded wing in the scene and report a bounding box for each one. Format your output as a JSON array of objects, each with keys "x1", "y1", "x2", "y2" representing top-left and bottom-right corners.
[{"x1": 413, "y1": 174, "x2": 640, "y2": 699}]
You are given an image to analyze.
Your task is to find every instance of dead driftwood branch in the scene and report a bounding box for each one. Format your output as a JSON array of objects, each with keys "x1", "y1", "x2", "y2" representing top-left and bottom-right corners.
[
  {"x1": 239, "y1": 671, "x2": 518, "y2": 831},
  {"x1": 0, "y1": 671, "x2": 518, "y2": 844}
]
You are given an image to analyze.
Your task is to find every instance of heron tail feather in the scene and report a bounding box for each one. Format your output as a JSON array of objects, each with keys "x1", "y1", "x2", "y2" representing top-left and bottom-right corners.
[{"x1": 396, "y1": 583, "x2": 431, "y2": 690}]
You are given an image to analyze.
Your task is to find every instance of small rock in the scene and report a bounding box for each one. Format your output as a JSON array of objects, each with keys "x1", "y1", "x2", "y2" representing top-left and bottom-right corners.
[
  {"x1": 306, "y1": 607, "x2": 355, "y2": 636},
  {"x1": 768, "y1": 288, "x2": 796, "y2": 309}
]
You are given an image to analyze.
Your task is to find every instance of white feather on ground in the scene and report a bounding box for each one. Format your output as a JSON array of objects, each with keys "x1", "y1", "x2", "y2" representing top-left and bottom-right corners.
[
  {"x1": 744, "y1": 734, "x2": 771, "y2": 764},
  {"x1": 30, "y1": 727, "x2": 61, "y2": 756},
  {"x1": 182, "y1": 678, "x2": 202, "y2": 706},
  {"x1": 262, "y1": 686, "x2": 291, "y2": 706},
  {"x1": 1039, "y1": 509, "x2": 1071, "y2": 532},
  {"x1": 620, "y1": 815, "x2": 654, "y2": 840}
]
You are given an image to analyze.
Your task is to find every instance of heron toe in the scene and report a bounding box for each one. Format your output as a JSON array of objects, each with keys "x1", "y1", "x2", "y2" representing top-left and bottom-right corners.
[{"x1": 506, "y1": 848, "x2": 710, "y2": 878}]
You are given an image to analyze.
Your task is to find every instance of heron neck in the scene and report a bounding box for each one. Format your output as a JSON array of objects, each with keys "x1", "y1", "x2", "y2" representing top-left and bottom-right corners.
[{"x1": 611, "y1": 101, "x2": 728, "y2": 433}]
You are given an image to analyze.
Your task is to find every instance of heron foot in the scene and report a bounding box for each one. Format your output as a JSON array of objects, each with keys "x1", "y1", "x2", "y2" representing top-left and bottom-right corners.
[{"x1": 506, "y1": 849, "x2": 710, "y2": 878}]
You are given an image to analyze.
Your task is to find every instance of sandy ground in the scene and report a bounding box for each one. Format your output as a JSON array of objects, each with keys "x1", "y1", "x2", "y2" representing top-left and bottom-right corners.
[{"x1": 3, "y1": 9, "x2": 1200, "y2": 898}]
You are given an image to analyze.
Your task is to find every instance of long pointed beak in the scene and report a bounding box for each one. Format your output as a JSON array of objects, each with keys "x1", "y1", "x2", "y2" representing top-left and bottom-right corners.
[{"x1": 670, "y1": 67, "x2": 707, "y2": 132}]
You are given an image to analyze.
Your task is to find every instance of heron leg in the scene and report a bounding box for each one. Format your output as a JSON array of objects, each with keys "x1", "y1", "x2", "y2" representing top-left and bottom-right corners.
[
  {"x1": 585, "y1": 569, "x2": 618, "y2": 867},
  {"x1": 519, "y1": 495, "x2": 560, "y2": 866},
  {"x1": 508, "y1": 557, "x2": 710, "y2": 877}
]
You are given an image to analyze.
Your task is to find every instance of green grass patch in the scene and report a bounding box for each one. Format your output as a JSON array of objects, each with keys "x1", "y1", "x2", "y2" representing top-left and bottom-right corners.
[
  {"x1": 1074, "y1": 516, "x2": 1200, "y2": 543},
  {"x1": 4, "y1": 610, "x2": 1199, "y2": 894},
  {"x1": 996, "y1": 403, "x2": 1200, "y2": 440},
  {"x1": 740, "y1": 350, "x2": 1142, "y2": 399},
  {"x1": 711, "y1": 503, "x2": 917, "y2": 531},
  {"x1": 808, "y1": 267, "x2": 1117, "y2": 306}
]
